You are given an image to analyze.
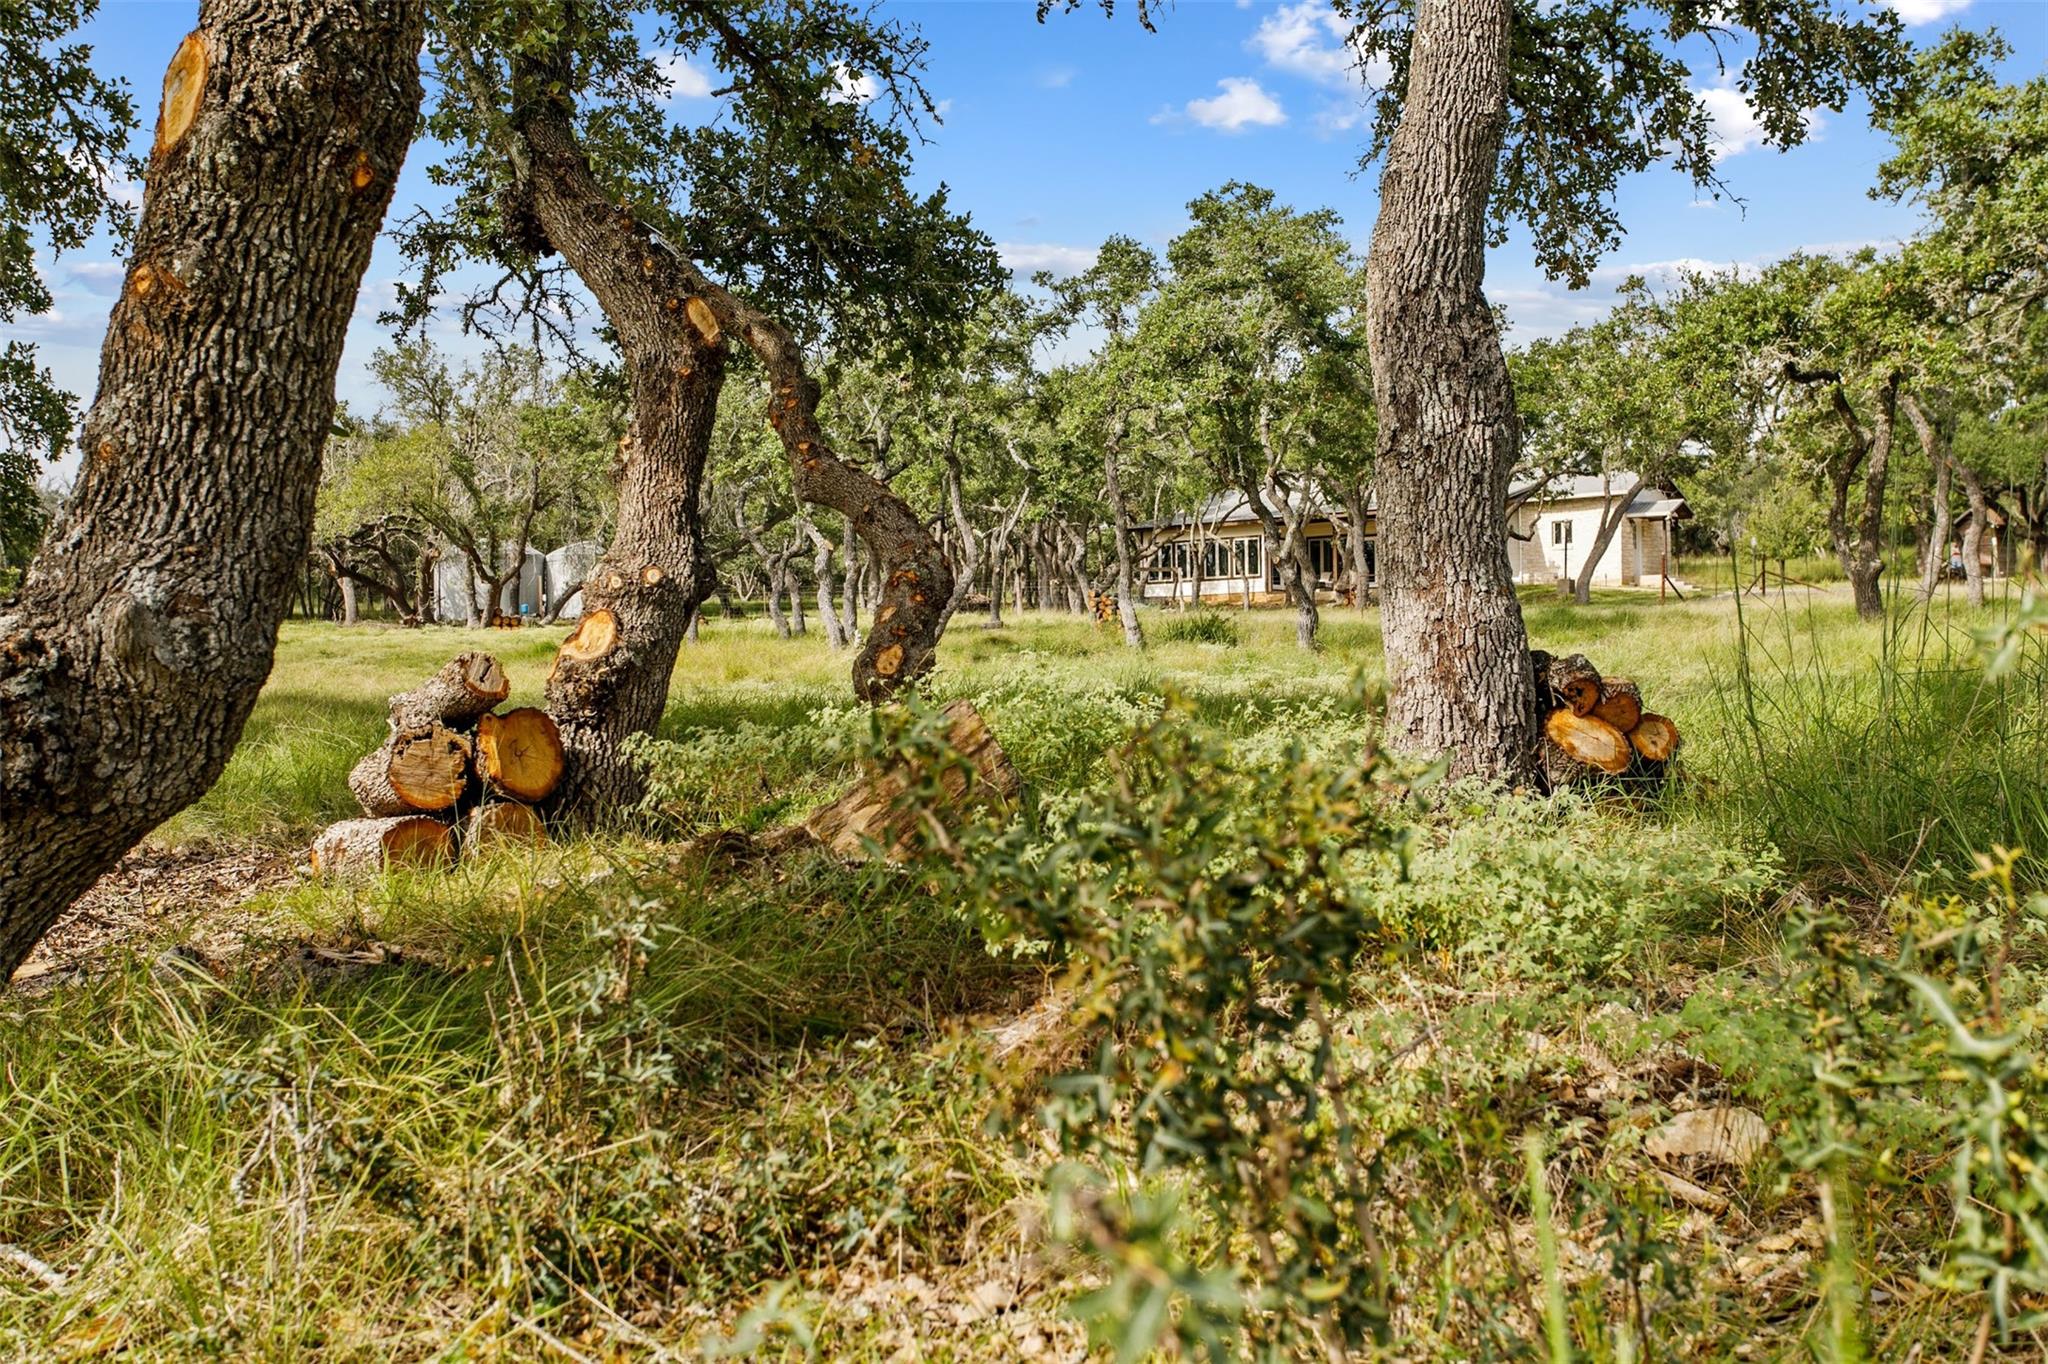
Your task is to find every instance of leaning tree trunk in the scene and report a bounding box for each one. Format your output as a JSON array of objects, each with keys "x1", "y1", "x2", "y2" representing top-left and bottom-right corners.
[
  {"x1": 635, "y1": 239, "x2": 954, "y2": 699},
  {"x1": 510, "y1": 104, "x2": 727, "y2": 821},
  {"x1": 0, "y1": 0, "x2": 424, "y2": 980},
  {"x1": 936, "y1": 446, "x2": 981, "y2": 635},
  {"x1": 1570, "y1": 476, "x2": 1647, "y2": 605},
  {"x1": 1363, "y1": 0, "x2": 1537, "y2": 782}
]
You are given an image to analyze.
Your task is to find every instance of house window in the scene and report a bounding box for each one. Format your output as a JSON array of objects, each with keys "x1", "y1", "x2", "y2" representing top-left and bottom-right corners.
[
  {"x1": 1551, "y1": 520, "x2": 1574, "y2": 547},
  {"x1": 1233, "y1": 536, "x2": 1261, "y2": 578},
  {"x1": 1306, "y1": 535, "x2": 1337, "y2": 583}
]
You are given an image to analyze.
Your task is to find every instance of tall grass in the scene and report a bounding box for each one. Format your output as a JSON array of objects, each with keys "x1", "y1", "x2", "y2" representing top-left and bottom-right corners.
[
  {"x1": 0, "y1": 843, "x2": 1021, "y2": 1357},
  {"x1": 1704, "y1": 591, "x2": 2048, "y2": 896}
]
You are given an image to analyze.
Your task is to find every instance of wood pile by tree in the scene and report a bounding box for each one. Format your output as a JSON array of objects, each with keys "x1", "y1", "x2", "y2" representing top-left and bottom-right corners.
[
  {"x1": 1530, "y1": 650, "x2": 1682, "y2": 793},
  {"x1": 312, "y1": 652, "x2": 564, "y2": 875}
]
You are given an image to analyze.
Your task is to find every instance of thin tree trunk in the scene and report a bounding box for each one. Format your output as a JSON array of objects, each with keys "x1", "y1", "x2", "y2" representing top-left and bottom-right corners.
[
  {"x1": 1364, "y1": 0, "x2": 1536, "y2": 780},
  {"x1": 1106, "y1": 448, "x2": 1145, "y2": 647},
  {"x1": 339, "y1": 575, "x2": 360, "y2": 625},
  {"x1": 1341, "y1": 484, "x2": 1373, "y2": 613},
  {"x1": 1246, "y1": 479, "x2": 1318, "y2": 650},
  {"x1": 936, "y1": 447, "x2": 980, "y2": 635},
  {"x1": 1801, "y1": 367, "x2": 1900, "y2": 621},
  {"x1": 1958, "y1": 462, "x2": 1990, "y2": 609},
  {"x1": 803, "y1": 517, "x2": 852, "y2": 648},
  {"x1": 1905, "y1": 394, "x2": 1953, "y2": 605},
  {"x1": 1570, "y1": 476, "x2": 1647, "y2": 604},
  {"x1": 0, "y1": 0, "x2": 424, "y2": 980}
]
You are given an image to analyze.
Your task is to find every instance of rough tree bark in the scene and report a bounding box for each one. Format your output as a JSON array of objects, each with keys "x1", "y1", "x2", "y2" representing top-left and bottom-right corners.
[
  {"x1": 1363, "y1": 0, "x2": 1537, "y2": 781},
  {"x1": 495, "y1": 95, "x2": 728, "y2": 820},
  {"x1": 0, "y1": 0, "x2": 425, "y2": 980},
  {"x1": 641, "y1": 246, "x2": 954, "y2": 699}
]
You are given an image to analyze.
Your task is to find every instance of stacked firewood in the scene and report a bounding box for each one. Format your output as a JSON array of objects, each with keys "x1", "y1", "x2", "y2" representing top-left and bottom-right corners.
[
  {"x1": 311, "y1": 652, "x2": 565, "y2": 874},
  {"x1": 1531, "y1": 650, "x2": 1681, "y2": 793}
]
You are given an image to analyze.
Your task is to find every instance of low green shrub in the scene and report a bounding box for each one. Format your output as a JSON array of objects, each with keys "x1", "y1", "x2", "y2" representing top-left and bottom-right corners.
[
  {"x1": 1371, "y1": 785, "x2": 1784, "y2": 982},
  {"x1": 963, "y1": 670, "x2": 1161, "y2": 790},
  {"x1": 1158, "y1": 609, "x2": 1241, "y2": 646}
]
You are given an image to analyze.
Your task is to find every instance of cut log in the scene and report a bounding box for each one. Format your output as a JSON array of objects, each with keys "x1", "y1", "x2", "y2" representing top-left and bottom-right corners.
[
  {"x1": 1629, "y1": 714, "x2": 1680, "y2": 763},
  {"x1": 476, "y1": 708, "x2": 566, "y2": 803},
  {"x1": 1542, "y1": 708, "x2": 1633, "y2": 778},
  {"x1": 348, "y1": 724, "x2": 472, "y2": 815},
  {"x1": 310, "y1": 816, "x2": 455, "y2": 877},
  {"x1": 1591, "y1": 678, "x2": 1643, "y2": 734},
  {"x1": 463, "y1": 801, "x2": 547, "y2": 854},
  {"x1": 388, "y1": 652, "x2": 509, "y2": 733},
  {"x1": 1538, "y1": 652, "x2": 1603, "y2": 717},
  {"x1": 800, "y1": 699, "x2": 1022, "y2": 860}
]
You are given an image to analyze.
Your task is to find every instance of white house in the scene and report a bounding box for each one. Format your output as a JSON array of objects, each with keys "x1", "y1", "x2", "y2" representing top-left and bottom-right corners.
[
  {"x1": 1505, "y1": 474, "x2": 1689, "y2": 588},
  {"x1": 1136, "y1": 490, "x2": 1362, "y2": 607},
  {"x1": 1134, "y1": 473, "x2": 1690, "y2": 606}
]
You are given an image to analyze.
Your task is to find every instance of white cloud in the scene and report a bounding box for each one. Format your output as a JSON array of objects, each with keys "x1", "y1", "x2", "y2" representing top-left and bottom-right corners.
[
  {"x1": 933, "y1": 97, "x2": 954, "y2": 118},
  {"x1": 1251, "y1": 2, "x2": 1391, "y2": 89},
  {"x1": 1696, "y1": 80, "x2": 1821, "y2": 161},
  {"x1": 1035, "y1": 66, "x2": 1076, "y2": 90},
  {"x1": 1164, "y1": 77, "x2": 1287, "y2": 133},
  {"x1": 830, "y1": 63, "x2": 878, "y2": 104},
  {"x1": 65, "y1": 261, "x2": 125, "y2": 296},
  {"x1": 997, "y1": 242, "x2": 1099, "y2": 279},
  {"x1": 655, "y1": 53, "x2": 713, "y2": 100},
  {"x1": 1890, "y1": 0, "x2": 1971, "y2": 23}
]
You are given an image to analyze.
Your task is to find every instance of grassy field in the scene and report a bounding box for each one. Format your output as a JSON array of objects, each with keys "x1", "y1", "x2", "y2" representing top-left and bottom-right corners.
[{"x1": 5, "y1": 588, "x2": 2047, "y2": 1360}]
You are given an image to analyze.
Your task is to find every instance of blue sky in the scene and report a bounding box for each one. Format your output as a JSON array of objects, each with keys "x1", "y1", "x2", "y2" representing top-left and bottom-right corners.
[{"x1": 17, "y1": 0, "x2": 2046, "y2": 475}]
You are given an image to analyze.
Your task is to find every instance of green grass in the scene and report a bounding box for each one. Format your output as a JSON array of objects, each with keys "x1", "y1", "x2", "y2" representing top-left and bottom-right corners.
[{"x1": 7, "y1": 591, "x2": 2044, "y2": 1359}]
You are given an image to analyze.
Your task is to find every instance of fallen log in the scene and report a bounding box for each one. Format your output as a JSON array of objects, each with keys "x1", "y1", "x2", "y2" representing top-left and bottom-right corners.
[
  {"x1": 1591, "y1": 678, "x2": 1643, "y2": 733},
  {"x1": 464, "y1": 801, "x2": 547, "y2": 854},
  {"x1": 388, "y1": 652, "x2": 509, "y2": 733},
  {"x1": 799, "y1": 699, "x2": 1021, "y2": 860},
  {"x1": 1629, "y1": 713, "x2": 1680, "y2": 763},
  {"x1": 1541, "y1": 708, "x2": 1634, "y2": 786},
  {"x1": 348, "y1": 724, "x2": 473, "y2": 816},
  {"x1": 311, "y1": 816, "x2": 455, "y2": 876},
  {"x1": 476, "y1": 708, "x2": 566, "y2": 803}
]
